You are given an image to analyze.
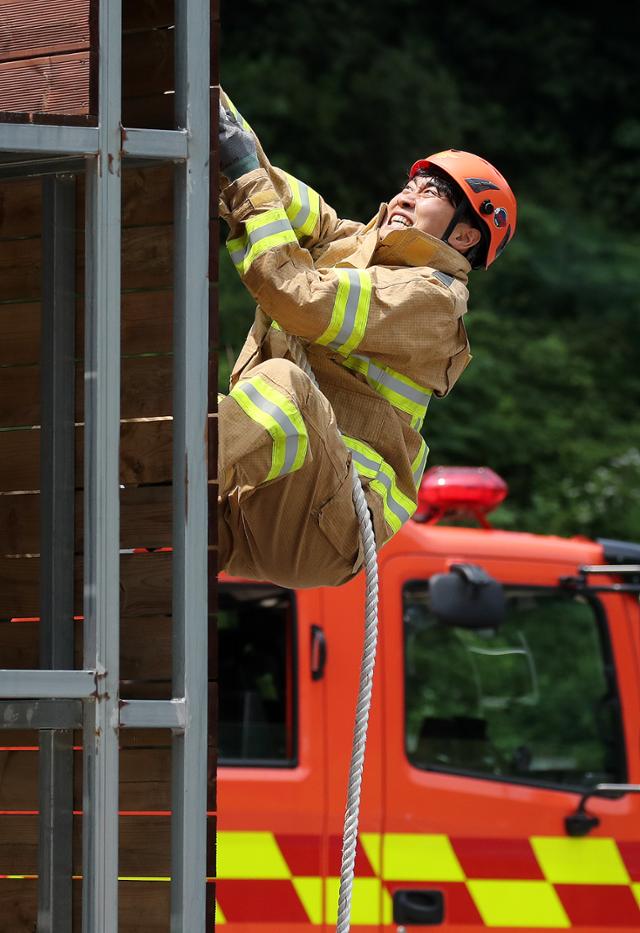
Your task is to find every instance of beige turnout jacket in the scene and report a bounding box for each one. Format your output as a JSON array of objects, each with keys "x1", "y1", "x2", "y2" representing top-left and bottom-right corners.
[{"x1": 220, "y1": 97, "x2": 473, "y2": 548}]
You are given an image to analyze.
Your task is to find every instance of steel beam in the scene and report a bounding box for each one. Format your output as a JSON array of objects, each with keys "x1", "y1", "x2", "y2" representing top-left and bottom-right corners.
[
  {"x1": 0, "y1": 123, "x2": 99, "y2": 155},
  {"x1": 170, "y1": 0, "x2": 210, "y2": 929},
  {"x1": 121, "y1": 127, "x2": 189, "y2": 161},
  {"x1": 119, "y1": 699, "x2": 187, "y2": 731},
  {"x1": 38, "y1": 174, "x2": 77, "y2": 933},
  {"x1": 81, "y1": 1, "x2": 123, "y2": 930},
  {"x1": 0, "y1": 671, "x2": 95, "y2": 698},
  {"x1": 0, "y1": 699, "x2": 82, "y2": 730}
]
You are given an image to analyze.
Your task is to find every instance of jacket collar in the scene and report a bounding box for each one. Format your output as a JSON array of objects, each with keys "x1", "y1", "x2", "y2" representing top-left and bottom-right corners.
[{"x1": 366, "y1": 202, "x2": 471, "y2": 284}]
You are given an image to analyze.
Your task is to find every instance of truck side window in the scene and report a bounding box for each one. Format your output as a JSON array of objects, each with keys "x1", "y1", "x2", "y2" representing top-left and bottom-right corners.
[
  {"x1": 219, "y1": 584, "x2": 296, "y2": 766},
  {"x1": 404, "y1": 585, "x2": 625, "y2": 788}
]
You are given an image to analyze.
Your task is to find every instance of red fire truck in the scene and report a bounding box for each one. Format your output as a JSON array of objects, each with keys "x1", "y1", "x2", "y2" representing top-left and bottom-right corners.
[{"x1": 216, "y1": 467, "x2": 640, "y2": 932}]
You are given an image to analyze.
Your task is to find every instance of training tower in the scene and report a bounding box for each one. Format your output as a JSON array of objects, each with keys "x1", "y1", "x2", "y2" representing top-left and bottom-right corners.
[{"x1": 0, "y1": 1, "x2": 219, "y2": 929}]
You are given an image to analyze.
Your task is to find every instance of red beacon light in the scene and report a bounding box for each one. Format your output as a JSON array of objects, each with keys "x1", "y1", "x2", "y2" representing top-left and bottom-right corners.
[{"x1": 415, "y1": 466, "x2": 508, "y2": 528}]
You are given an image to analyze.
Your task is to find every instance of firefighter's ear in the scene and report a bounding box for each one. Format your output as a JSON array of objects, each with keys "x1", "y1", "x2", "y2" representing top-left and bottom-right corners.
[{"x1": 453, "y1": 225, "x2": 481, "y2": 250}]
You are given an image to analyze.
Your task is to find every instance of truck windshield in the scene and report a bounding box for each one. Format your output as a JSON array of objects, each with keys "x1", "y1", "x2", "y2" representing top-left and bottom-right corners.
[{"x1": 404, "y1": 585, "x2": 625, "y2": 789}]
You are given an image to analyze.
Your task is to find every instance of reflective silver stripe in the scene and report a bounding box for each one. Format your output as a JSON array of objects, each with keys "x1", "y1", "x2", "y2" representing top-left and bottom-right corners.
[
  {"x1": 290, "y1": 181, "x2": 312, "y2": 230},
  {"x1": 328, "y1": 269, "x2": 362, "y2": 351},
  {"x1": 349, "y1": 446, "x2": 381, "y2": 474},
  {"x1": 375, "y1": 471, "x2": 413, "y2": 524},
  {"x1": 240, "y1": 381, "x2": 301, "y2": 476},
  {"x1": 433, "y1": 270, "x2": 454, "y2": 287},
  {"x1": 350, "y1": 354, "x2": 433, "y2": 411},
  {"x1": 412, "y1": 442, "x2": 429, "y2": 487},
  {"x1": 229, "y1": 218, "x2": 293, "y2": 266}
]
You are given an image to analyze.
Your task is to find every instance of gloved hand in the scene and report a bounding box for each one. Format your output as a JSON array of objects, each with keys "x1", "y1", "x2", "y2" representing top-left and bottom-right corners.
[{"x1": 218, "y1": 102, "x2": 259, "y2": 181}]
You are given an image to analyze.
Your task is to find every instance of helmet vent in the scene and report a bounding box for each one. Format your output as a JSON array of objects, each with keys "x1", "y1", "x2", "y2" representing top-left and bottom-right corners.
[{"x1": 466, "y1": 177, "x2": 500, "y2": 193}]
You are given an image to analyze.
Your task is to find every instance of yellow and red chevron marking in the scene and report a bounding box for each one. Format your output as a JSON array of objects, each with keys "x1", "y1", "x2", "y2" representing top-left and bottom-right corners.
[{"x1": 214, "y1": 831, "x2": 640, "y2": 927}]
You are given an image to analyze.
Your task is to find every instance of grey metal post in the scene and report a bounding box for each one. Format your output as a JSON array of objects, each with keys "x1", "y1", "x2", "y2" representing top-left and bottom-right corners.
[
  {"x1": 38, "y1": 174, "x2": 76, "y2": 933},
  {"x1": 171, "y1": 0, "x2": 210, "y2": 928},
  {"x1": 81, "y1": 0, "x2": 122, "y2": 929}
]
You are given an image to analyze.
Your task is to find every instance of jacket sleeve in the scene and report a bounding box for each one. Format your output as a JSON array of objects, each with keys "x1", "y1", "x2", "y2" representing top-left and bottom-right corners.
[
  {"x1": 222, "y1": 168, "x2": 469, "y2": 396},
  {"x1": 220, "y1": 89, "x2": 364, "y2": 253}
]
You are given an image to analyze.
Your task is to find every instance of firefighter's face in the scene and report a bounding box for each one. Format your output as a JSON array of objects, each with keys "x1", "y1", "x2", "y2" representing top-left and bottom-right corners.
[{"x1": 380, "y1": 176, "x2": 479, "y2": 253}]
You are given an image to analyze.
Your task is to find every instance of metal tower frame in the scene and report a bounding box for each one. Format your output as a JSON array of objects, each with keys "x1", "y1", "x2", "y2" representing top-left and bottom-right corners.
[{"x1": 0, "y1": 1, "x2": 212, "y2": 930}]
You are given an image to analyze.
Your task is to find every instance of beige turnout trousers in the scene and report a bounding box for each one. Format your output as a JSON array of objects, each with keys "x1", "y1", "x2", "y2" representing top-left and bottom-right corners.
[{"x1": 218, "y1": 359, "x2": 363, "y2": 588}]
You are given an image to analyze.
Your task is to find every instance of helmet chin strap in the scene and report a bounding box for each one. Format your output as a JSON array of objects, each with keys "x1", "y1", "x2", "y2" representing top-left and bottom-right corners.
[{"x1": 440, "y1": 200, "x2": 467, "y2": 247}]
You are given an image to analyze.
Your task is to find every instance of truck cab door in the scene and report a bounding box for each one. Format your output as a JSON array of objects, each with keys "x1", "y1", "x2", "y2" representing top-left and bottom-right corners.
[
  {"x1": 380, "y1": 555, "x2": 640, "y2": 932},
  {"x1": 216, "y1": 581, "x2": 327, "y2": 931}
]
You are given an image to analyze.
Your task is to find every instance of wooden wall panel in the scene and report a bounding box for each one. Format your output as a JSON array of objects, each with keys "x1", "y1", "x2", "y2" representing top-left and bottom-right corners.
[
  {"x1": 0, "y1": 0, "x2": 90, "y2": 63},
  {"x1": 0, "y1": 51, "x2": 90, "y2": 116}
]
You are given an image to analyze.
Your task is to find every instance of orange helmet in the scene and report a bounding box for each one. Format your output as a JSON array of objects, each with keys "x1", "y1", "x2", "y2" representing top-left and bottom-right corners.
[{"x1": 409, "y1": 149, "x2": 517, "y2": 269}]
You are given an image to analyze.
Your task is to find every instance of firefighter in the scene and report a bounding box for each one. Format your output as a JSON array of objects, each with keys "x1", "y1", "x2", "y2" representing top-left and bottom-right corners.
[{"x1": 217, "y1": 94, "x2": 517, "y2": 588}]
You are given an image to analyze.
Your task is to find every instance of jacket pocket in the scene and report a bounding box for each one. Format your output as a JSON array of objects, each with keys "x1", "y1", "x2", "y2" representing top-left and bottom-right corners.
[{"x1": 316, "y1": 467, "x2": 363, "y2": 573}]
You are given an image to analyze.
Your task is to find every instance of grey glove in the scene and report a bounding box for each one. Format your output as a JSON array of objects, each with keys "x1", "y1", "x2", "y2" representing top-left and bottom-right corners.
[{"x1": 218, "y1": 102, "x2": 259, "y2": 181}]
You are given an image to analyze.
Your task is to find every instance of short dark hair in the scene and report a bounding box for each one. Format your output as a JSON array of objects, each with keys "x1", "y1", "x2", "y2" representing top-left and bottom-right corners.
[{"x1": 412, "y1": 166, "x2": 478, "y2": 228}]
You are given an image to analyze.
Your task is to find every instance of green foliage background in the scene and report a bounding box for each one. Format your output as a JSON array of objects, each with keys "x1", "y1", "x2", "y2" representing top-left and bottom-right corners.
[{"x1": 219, "y1": 2, "x2": 640, "y2": 541}]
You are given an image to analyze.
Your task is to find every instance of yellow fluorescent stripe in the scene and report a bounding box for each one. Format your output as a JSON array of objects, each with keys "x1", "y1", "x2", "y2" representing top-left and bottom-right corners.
[
  {"x1": 316, "y1": 270, "x2": 350, "y2": 347},
  {"x1": 360, "y1": 833, "x2": 382, "y2": 877},
  {"x1": 325, "y1": 877, "x2": 387, "y2": 925},
  {"x1": 299, "y1": 186, "x2": 320, "y2": 238},
  {"x1": 631, "y1": 883, "x2": 640, "y2": 912},
  {"x1": 251, "y1": 375, "x2": 308, "y2": 474},
  {"x1": 216, "y1": 901, "x2": 227, "y2": 924},
  {"x1": 531, "y1": 836, "x2": 630, "y2": 885},
  {"x1": 371, "y1": 479, "x2": 402, "y2": 533},
  {"x1": 230, "y1": 382, "x2": 287, "y2": 480},
  {"x1": 245, "y1": 207, "x2": 289, "y2": 233},
  {"x1": 338, "y1": 270, "x2": 371, "y2": 358},
  {"x1": 292, "y1": 877, "x2": 323, "y2": 924},
  {"x1": 382, "y1": 833, "x2": 464, "y2": 882},
  {"x1": 235, "y1": 229, "x2": 297, "y2": 274},
  {"x1": 468, "y1": 880, "x2": 570, "y2": 928},
  {"x1": 217, "y1": 831, "x2": 291, "y2": 879}
]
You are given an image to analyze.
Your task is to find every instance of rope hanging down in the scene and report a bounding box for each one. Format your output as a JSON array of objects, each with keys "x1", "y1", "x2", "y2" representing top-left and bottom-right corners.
[{"x1": 286, "y1": 336, "x2": 380, "y2": 933}]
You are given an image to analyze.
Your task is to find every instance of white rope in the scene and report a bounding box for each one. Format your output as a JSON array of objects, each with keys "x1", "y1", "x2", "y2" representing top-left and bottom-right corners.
[{"x1": 286, "y1": 337, "x2": 379, "y2": 933}]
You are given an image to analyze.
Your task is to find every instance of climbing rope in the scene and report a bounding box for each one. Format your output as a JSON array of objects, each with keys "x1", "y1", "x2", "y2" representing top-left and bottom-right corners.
[{"x1": 287, "y1": 337, "x2": 379, "y2": 933}]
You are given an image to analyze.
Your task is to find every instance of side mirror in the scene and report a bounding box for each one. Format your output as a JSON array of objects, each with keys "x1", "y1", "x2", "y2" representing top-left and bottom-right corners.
[
  {"x1": 565, "y1": 783, "x2": 640, "y2": 836},
  {"x1": 429, "y1": 564, "x2": 505, "y2": 629}
]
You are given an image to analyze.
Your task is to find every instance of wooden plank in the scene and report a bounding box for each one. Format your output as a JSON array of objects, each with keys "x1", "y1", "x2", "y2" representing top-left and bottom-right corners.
[
  {"x1": 0, "y1": 226, "x2": 170, "y2": 305},
  {"x1": 0, "y1": 746, "x2": 171, "y2": 810},
  {"x1": 0, "y1": 416, "x2": 180, "y2": 492},
  {"x1": 0, "y1": 291, "x2": 173, "y2": 366},
  {"x1": 122, "y1": 92, "x2": 174, "y2": 131},
  {"x1": 122, "y1": 27, "x2": 173, "y2": 101},
  {"x1": 0, "y1": 814, "x2": 172, "y2": 874},
  {"x1": 0, "y1": 878, "x2": 173, "y2": 932},
  {"x1": 0, "y1": 551, "x2": 172, "y2": 617},
  {"x1": 123, "y1": 0, "x2": 174, "y2": 32},
  {"x1": 0, "y1": 616, "x2": 173, "y2": 680},
  {"x1": 0, "y1": 177, "x2": 41, "y2": 237},
  {"x1": 0, "y1": 51, "x2": 90, "y2": 116},
  {"x1": 0, "y1": 166, "x2": 172, "y2": 242},
  {"x1": 0, "y1": 485, "x2": 174, "y2": 555},
  {"x1": 0, "y1": 353, "x2": 173, "y2": 430},
  {"x1": 0, "y1": 0, "x2": 90, "y2": 64}
]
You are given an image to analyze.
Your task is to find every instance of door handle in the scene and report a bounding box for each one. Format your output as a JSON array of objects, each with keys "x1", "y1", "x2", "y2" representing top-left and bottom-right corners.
[
  {"x1": 310, "y1": 625, "x2": 327, "y2": 680},
  {"x1": 393, "y1": 889, "x2": 444, "y2": 925}
]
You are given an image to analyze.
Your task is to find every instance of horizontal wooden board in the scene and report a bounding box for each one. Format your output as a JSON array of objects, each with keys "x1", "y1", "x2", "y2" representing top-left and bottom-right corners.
[
  {"x1": 123, "y1": 0, "x2": 173, "y2": 32},
  {"x1": 0, "y1": 551, "x2": 173, "y2": 617},
  {"x1": 0, "y1": 414, "x2": 216, "y2": 493},
  {"x1": 0, "y1": 0, "x2": 90, "y2": 64},
  {"x1": 0, "y1": 813, "x2": 176, "y2": 874},
  {"x1": 0, "y1": 165, "x2": 173, "y2": 241},
  {"x1": 0, "y1": 50, "x2": 90, "y2": 116},
  {"x1": 0, "y1": 746, "x2": 172, "y2": 810},
  {"x1": 1, "y1": 485, "x2": 174, "y2": 555},
  {"x1": 0, "y1": 291, "x2": 174, "y2": 366},
  {"x1": 0, "y1": 353, "x2": 173, "y2": 430},
  {"x1": 122, "y1": 27, "x2": 173, "y2": 101},
  {"x1": 0, "y1": 224, "x2": 172, "y2": 305},
  {"x1": 0, "y1": 615, "x2": 174, "y2": 678}
]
